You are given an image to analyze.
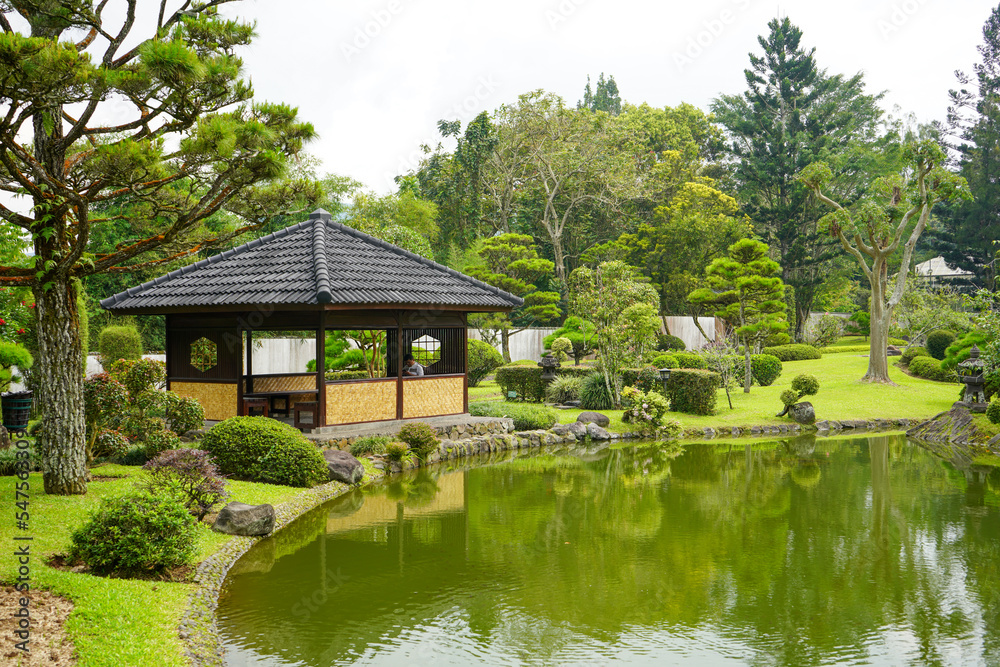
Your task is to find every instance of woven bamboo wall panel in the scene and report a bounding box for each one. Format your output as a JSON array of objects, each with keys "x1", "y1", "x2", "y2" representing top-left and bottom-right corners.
[
  {"x1": 403, "y1": 377, "x2": 463, "y2": 419},
  {"x1": 326, "y1": 380, "x2": 396, "y2": 424},
  {"x1": 246, "y1": 375, "x2": 316, "y2": 393},
  {"x1": 172, "y1": 382, "x2": 237, "y2": 422}
]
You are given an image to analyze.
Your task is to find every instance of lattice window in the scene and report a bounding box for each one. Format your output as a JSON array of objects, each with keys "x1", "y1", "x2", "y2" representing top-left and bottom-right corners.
[
  {"x1": 411, "y1": 334, "x2": 441, "y2": 368},
  {"x1": 190, "y1": 337, "x2": 218, "y2": 373}
]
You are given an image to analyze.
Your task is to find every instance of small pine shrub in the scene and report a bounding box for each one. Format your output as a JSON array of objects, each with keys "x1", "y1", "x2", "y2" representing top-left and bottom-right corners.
[
  {"x1": 142, "y1": 449, "x2": 228, "y2": 520},
  {"x1": 468, "y1": 401, "x2": 558, "y2": 431},
  {"x1": 942, "y1": 331, "x2": 988, "y2": 370},
  {"x1": 986, "y1": 400, "x2": 1000, "y2": 425},
  {"x1": 385, "y1": 441, "x2": 412, "y2": 463},
  {"x1": 350, "y1": 435, "x2": 391, "y2": 456},
  {"x1": 791, "y1": 374, "x2": 820, "y2": 397},
  {"x1": 545, "y1": 375, "x2": 584, "y2": 404},
  {"x1": 99, "y1": 325, "x2": 143, "y2": 365},
  {"x1": 765, "y1": 332, "x2": 791, "y2": 347},
  {"x1": 549, "y1": 337, "x2": 574, "y2": 362},
  {"x1": 762, "y1": 344, "x2": 822, "y2": 361},
  {"x1": 578, "y1": 373, "x2": 614, "y2": 410},
  {"x1": 397, "y1": 423, "x2": 439, "y2": 458},
  {"x1": 751, "y1": 354, "x2": 783, "y2": 386},
  {"x1": 657, "y1": 334, "x2": 686, "y2": 351},
  {"x1": 909, "y1": 356, "x2": 958, "y2": 383},
  {"x1": 467, "y1": 339, "x2": 504, "y2": 387},
  {"x1": 780, "y1": 389, "x2": 800, "y2": 407},
  {"x1": 901, "y1": 346, "x2": 929, "y2": 366},
  {"x1": 651, "y1": 354, "x2": 679, "y2": 369},
  {"x1": 200, "y1": 417, "x2": 328, "y2": 487},
  {"x1": 926, "y1": 330, "x2": 956, "y2": 360},
  {"x1": 673, "y1": 352, "x2": 707, "y2": 369},
  {"x1": 667, "y1": 369, "x2": 720, "y2": 415},
  {"x1": 69, "y1": 492, "x2": 197, "y2": 576}
]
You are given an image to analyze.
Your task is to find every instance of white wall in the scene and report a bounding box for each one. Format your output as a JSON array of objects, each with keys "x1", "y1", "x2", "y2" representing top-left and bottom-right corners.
[
  {"x1": 468, "y1": 328, "x2": 558, "y2": 362},
  {"x1": 662, "y1": 316, "x2": 717, "y2": 350}
]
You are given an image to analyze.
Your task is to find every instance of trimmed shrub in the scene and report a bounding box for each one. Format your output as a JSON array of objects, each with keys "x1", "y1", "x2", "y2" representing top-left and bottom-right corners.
[
  {"x1": 545, "y1": 375, "x2": 584, "y2": 404},
  {"x1": 163, "y1": 392, "x2": 205, "y2": 435},
  {"x1": 468, "y1": 401, "x2": 558, "y2": 431},
  {"x1": 200, "y1": 417, "x2": 328, "y2": 487},
  {"x1": 765, "y1": 332, "x2": 791, "y2": 347},
  {"x1": 673, "y1": 352, "x2": 707, "y2": 369},
  {"x1": 115, "y1": 446, "x2": 149, "y2": 466},
  {"x1": 651, "y1": 354, "x2": 679, "y2": 369},
  {"x1": 495, "y1": 365, "x2": 545, "y2": 402},
  {"x1": 557, "y1": 366, "x2": 596, "y2": 379},
  {"x1": 621, "y1": 366, "x2": 662, "y2": 393},
  {"x1": 99, "y1": 325, "x2": 143, "y2": 365},
  {"x1": 397, "y1": 422, "x2": 439, "y2": 459},
  {"x1": 657, "y1": 334, "x2": 686, "y2": 352},
  {"x1": 926, "y1": 330, "x2": 956, "y2": 360},
  {"x1": 987, "y1": 399, "x2": 1000, "y2": 425},
  {"x1": 69, "y1": 492, "x2": 197, "y2": 575},
  {"x1": 141, "y1": 424, "x2": 181, "y2": 460},
  {"x1": 325, "y1": 370, "x2": 371, "y2": 381},
  {"x1": 350, "y1": 435, "x2": 390, "y2": 456},
  {"x1": 943, "y1": 331, "x2": 988, "y2": 370},
  {"x1": 579, "y1": 373, "x2": 614, "y2": 410},
  {"x1": 780, "y1": 389, "x2": 800, "y2": 407},
  {"x1": 667, "y1": 369, "x2": 720, "y2": 415},
  {"x1": 791, "y1": 374, "x2": 820, "y2": 397},
  {"x1": 385, "y1": 441, "x2": 413, "y2": 463},
  {"x1": 762, "y1": 344, "x2": 822, "y2": 361},
  {"x1": 467, "y1": 339, "x2": 504, "y2": 387},
  {"x1": 549, "y1": 337, "x2": 574, "y2": 362},
  {"x1": 105, "y1": 357, "x2": 166, "y2": 396},
  {"x1": 901, "y1": 346, "x2": 929, "y2": 366},
  {"x1": 142, "y1": 449, "x2": 228, "y2": 520},
  {"x1": 751, "y1": 354, "x2": 783, "y2": 386},
  {"x1": 92, "y1": 429, "x2": 130, "y2": 460},
  {"x1": 909, "y1": 356, "x2": 958, "y2": 383}
]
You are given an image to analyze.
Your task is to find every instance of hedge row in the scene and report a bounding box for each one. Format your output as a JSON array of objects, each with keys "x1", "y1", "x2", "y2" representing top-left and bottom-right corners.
[
  {"x1": 762, "y1": 344, "x2": 822, "y2": 361},
  {"x1": 667, "y1": 369, "x2": 720, "y2": 415},
  {"x1": 908, "y1": 356, "x2": 959, "y2": 383},
  {"x1": 495, "y1": 364, "x2": 594, "y2": 402},
  {"x1": 900, "y1": 346, "x2": 929, "y2": 365}
]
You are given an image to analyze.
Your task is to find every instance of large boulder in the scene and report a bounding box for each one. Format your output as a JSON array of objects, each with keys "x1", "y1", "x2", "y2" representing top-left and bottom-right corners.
[
  {"x1": 212, "y1": 502, "x2": 275, "y2": 536},
  {"x1": 323, "y1": 449, "x2": 364, "y2": 485},
  {"x1": 788, "y1": 401, "x2": 816, "y2": 425},
  {"x1": 586, "y1": 422, "x2": 611, "y2": 440},
  {"x1": 577, "y1": 411, "x2": 610, "y2": 428},
  {"x1": 566, "y1": 422, "x2": 588, "y2": 439}
]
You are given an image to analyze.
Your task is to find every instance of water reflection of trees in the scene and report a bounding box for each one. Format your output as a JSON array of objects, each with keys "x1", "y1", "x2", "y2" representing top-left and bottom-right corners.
[{"x1": 218, "y1": 436, "x2": 1000, "y2": 666}]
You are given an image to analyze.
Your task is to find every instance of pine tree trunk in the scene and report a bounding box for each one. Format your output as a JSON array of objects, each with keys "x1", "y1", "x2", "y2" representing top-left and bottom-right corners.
[
  {"x1": 33, "y1": 278, "x2": 88, "y2": 495},
  {"x1": 864, "y1": 260, "x2": 893, "y2": 384},
  {"x1": 501, "y1": 329, "x2": 511, "y2": 364},
  {"x1": 743, "y1": 346, "x2": 752, "y2": 393}
]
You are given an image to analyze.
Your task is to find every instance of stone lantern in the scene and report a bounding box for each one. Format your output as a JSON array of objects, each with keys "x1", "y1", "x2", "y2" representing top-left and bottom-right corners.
[
  {"x1": 538, "y1": 352, "x2": 560, "y2": 382},
  {"x1": 955, "y1": 345, "x2": 988, "y2": 413}
]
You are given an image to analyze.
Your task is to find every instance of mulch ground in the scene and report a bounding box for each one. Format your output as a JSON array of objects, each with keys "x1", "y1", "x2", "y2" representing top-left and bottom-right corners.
[{"x1": 1, "y1": 586, "x2": 77, "y2": 665}]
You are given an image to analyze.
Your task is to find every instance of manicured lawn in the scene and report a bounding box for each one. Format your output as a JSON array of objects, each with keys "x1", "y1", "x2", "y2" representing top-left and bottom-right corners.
[
  {"x1": 476, "y1": 353, "x2": 959, "y2": 433},
  {"x1": 0, "y1": 464, "x2": 341, "y2": 666}
]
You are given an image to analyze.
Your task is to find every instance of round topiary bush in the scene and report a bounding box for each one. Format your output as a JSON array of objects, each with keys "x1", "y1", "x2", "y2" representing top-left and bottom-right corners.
[
  {"x1": 200, "y1": 417, "x2": 328, "y2": 487},
  {"x1": 397, "y1": 422, "x2": 439, "y2": 459},
  {"x1": 791, "y1": 374, "x2": 820, "y2": 397},
  {"x1": 987, "y1": 399, "x2": 1000, "y2": 425},
  {"x1": 673, "y1": 352, "x2": 707, "y2": 369},
  {"x1": 780, "y1": 389, "x2": 800, "y2": 407},
  {"x1": 901, "y1": 346, "x2": 929, "y2": 366},
  {"x1": 651, "y1": 354, "x2": 679, "y2": 369},
  {"x1": 467, "y1": 339, "x2": 504, "y2": 387},
  {"x1": 579, "y1": 372, "x2": 614, "y2": 410},
  {"x1": 657, "y1": 334, "x2": 686, "y2": 352},
  {"x1": 909, "y1": 356, "x2": 958, "y2": 383},
  {"x1": 751, "y1": 354, "x2": 783, "y2": 386},
  {"x1": 99, "y1": 325, "x2": 143, "y2": 365},
  {"x1": 69, "y1": 492, "x2": 197, "y2": 576},
  {"x1": 926, "y1": 330, "x2": 956, "y2": 360},
  {"x1": 549, "y1": 337, "x2": 574, "y2": 362}
]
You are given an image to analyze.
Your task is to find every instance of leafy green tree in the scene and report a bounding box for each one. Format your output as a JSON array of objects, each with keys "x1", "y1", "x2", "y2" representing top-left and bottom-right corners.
[
  {"x1": 0, "y1": 2, "x2": 318, "y2": 494},
  {"x1": 688, "y1": 239, "x2": 788, "y2": 393},
  {"x1": 569, "y1": 261, "x2": 659, "y2": 407},
  {"x1": 465, "y1": 234, "x2": 561, "y2": 362},
  {"x1": 543, "y1": 316, "x2": 597, "y2": 366},
  {"x1": 348, "y1": 190, "x2": 438, "y2": 257},
  {"x1": 712, "y1": 17, "x2": 887, "y2": 338},
  {"x1": 798, "y1": 140, "x2": 971, "y2": 383},
  {"x1": 578, "y1": 73, "x2": 622, "y2": 115}
]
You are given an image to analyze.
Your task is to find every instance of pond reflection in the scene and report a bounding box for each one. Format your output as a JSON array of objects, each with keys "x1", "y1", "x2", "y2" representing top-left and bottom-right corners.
[{"x1": 218, "y1": 435, "x2": 1000, "y2": 666}]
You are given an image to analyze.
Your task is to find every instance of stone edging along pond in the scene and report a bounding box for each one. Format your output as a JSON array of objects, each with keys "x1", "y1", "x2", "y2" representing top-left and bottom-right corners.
[{"x1": 178, "y1": 415, "x2": 927, "y2": 667}]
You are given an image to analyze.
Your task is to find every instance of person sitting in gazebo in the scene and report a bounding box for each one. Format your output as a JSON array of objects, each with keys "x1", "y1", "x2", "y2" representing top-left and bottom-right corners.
[{"x1": 403, "y1": 353, "x2": 424, "y2": 377}]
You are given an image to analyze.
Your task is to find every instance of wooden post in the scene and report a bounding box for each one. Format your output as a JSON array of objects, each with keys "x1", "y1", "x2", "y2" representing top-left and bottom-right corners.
[
  {"x1": 236, "y1": 323, "x2": 244, "y2": 416},
  {"x1": 462, "y1": 315, "x2": 469, "y2": 414},
  {"x1": 396, "y1": 311, "x2": 404, "y2": 420},
  {"x1": 245, "y1": 329, "x2": 253, "y2": 395},
  {"x1": 164, "y1": 315, "x2": 172, "y2": 391},
  {"x1": 316, "y1": 311, "x2": 326, "y2": 427}
]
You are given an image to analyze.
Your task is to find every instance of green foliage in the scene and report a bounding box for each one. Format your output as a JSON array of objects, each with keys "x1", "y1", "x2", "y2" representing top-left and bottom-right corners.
[
  {"x1": 200, "y1": 417, "x2": 328, "y2": 487},
  {"x1": 667, "y1": 369, "x2": 720, "y2": 415},
  {"x1": 69, "y1": 493, "x2": 197, "y2": 576},
  {"x1": 657, "y1": 334, "x2": 686, "y2": 351},
  {"x1": 384, "y1": 441, "x2": 413, "y2": 464},
  {"x1": 762, "y1": 344, "x2": 822, "y2": 361},
  {"x1": 324, "y1": 370, "x2": 371, "y2": 381},
  {"x1": 844, "y1": 311, "x2": 870, "y2": 339},
  {"x1": 673, "y1": 352, "x2": 707, "y2": 369},
  {"x1": 83, "y1": 373, "x2": 130, "y2": 463},
  {"x1": 141, "y1": 449, "x2": 228, "y2": 520},
  {"x1": 652, "y1": 354, "x2": 679, "y2": 369},
  {"x1": 987, "y1": 399, "x2": 1000, "y2": 425},
  {"x1": 0, "y1": 340, "x2": 32, "y2": 393},
  {"x1": 142, "y1": 427, "x2": 182, "y2": 461},
  {"x1": 805, "y1": 314, "x2": 844, "y2": 348},
  {"x1": 467, "y1": 339, "x2": 504, "y2": 387},
  {"x1": 163, "y1": 392, "x2": 205, "y2": 435},
  {"x1": 307, "y1": 330, "x2": 387, "y2": 378},
  {"x1": 545, "y1": 375, "x2": 584, "y2": 404},
  {"x1": 901, "y1": 346, "x2": 930, "y2": 365},
  {"x1": 791, "y1": 374, "x2": 820, "y2": 397},
  {"x1": 765, "y1": 332, "x2": 791, "y2": 347},
  {"x1": 751, "y1": 354, "x2": 783, "y2": 386},
  {"x1": 468, "y1": 401, "x2": 558, "y2": 431},
  {"x1": 549, "y1": 337, "x2": 573, "y2": 362},
  {"x1": 349, "y1": 190, "x2": 437, "y2": 256},
  {"x1": 942, "y1": 331, "x2": 989, "y2": 370},
  {"x1": 105, "y1": 358, "x2": 166, "y2": 396},
  {"x1": 543, "y1": 317, "x2": 597, "y2": 364},
  {"x1": 495, "y1": 365, "x2": 546, "y2": 402},
  {"x1": 92, "y1": 428, "x2": 130, "y2": 460},
  {"x1": 350, "y1": 435, "x2": 391, "y2": 457},
  {"x1": 99, "y1": 325, "x2": 143, "y2": 364},
  {"x1": 579, "y1": 372, "x2": 615, "y2": 410},
  {"x1": 927, "y1": 330, "x2": 957, "y2": 361},
  {"x1": 396, "y1": 423, "x2": 439, "y2": 459},
  {"x1": 621, "y1": 366, "x2": 663, "y2": 393},
  {"x1": 780, "y1": 389, "x2": 800, "y2": 407},
  {"x1": 908, "y1": 357, "x2": 959, "y2": 383},
  {"x1": 621, "y1": 386, "x2": 679, "y2": 437}
]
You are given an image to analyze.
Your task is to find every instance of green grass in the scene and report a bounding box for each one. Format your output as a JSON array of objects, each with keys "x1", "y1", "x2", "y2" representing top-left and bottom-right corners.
[
  {"x1": 0, "y1": 463, "x2": 364, "y2": 666},
  {"x1": 473, "y1": 354, "x2": 958, "y2": 433},
  {"x1": 973, "y1": 455, "x2": 1000, "y2": 468}
]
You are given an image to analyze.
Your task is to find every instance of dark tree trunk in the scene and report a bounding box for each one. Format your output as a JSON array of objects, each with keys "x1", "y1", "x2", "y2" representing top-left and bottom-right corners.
[{"x1": 33, "y1": 278, "x2": 88, "y2": 495}]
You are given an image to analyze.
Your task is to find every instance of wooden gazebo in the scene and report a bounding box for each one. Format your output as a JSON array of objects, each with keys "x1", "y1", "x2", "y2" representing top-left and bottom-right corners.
[{"x1": 100, "y1": 209, "x2": 522, "y2": 429}]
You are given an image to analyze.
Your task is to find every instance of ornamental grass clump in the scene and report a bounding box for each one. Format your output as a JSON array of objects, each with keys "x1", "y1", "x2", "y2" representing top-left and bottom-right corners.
[
  {"x1": 350, "y1": 435, "x2": 391, "y2": 456},
  {"x1": 545, "y1": 375, "x2": 583, "y2": 404},
  {"x1": 621, "y1": 386, "x2": 681, "y2": 438},
  {"x1": 385, "y1": 441, "x2": 414, "y2": 464},
  {"x1": 142, "y1": 449, "x2": 228, "y2": 520},
  {"x1": 578, "y1": 372, "x2": 614, "y2": 410}
]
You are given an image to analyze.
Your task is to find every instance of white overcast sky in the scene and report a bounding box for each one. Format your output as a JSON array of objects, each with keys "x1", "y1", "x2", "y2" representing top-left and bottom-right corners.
[{"x1": 216, "y1": 0, "x2": 994, "y2": 194}]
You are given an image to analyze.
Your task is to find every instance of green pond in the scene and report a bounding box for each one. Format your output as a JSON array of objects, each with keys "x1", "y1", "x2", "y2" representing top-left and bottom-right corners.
[{"x1": 217, "y1": 435, "x2": 1000, "y2": 666}]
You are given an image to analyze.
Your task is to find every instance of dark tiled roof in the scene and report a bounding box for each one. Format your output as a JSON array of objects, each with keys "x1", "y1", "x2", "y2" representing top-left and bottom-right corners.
[{"x1": 100, "y1": 210, "x2": 523, "y2": 312}]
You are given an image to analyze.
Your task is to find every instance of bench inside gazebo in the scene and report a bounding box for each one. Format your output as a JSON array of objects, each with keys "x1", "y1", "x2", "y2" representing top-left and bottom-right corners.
[{"x1": 100, "y1": 209, "x2": 522, "y2": 430}]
